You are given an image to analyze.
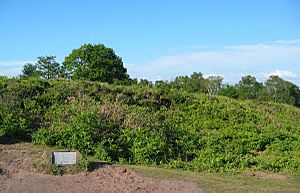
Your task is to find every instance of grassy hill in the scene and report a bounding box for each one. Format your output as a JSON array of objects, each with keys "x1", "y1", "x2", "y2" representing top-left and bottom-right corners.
[{"x1": 1, "y1": 77, "x2": 300, "y2": 174}]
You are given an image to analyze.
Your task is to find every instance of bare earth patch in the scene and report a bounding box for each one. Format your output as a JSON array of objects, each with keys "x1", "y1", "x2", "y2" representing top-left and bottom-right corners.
[{"x1": 0, "y1": 141, "x2": 203, "y2": 193}]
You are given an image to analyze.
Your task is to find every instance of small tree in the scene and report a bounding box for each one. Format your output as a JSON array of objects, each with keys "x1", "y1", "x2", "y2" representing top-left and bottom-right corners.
[
  {"x1": 170, "y1": 75, "x2": 190, "y2": 90},
  {"x1": 188, "y1": 72, "x2": 206, "y2": 93},
  {"x1": 219, "y1": 84, "x2": 238, "y2": 99},
  {"x1": 287, "y1": 82, "x2": 300, "y2": 108},
  {"x1": 139, "y1": 79, "x2": 152, "y2": 86},
  {"x1": 237, "y1": 75, "x2": 262, "y2": 100},
  {"x1": 21, "y1": 63, "x2": 39, "y2": 78},
  {"x1": 36, "y1": 56, "x2": 60, "y2": 80},
  {"x1": 205, "y1": 75, "x2": 223, "y2": 95}
]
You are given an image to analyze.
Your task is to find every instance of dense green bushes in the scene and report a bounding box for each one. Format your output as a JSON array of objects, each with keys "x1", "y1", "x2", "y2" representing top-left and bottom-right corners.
[{"x1": 1, "y1": 77, "x2": 300, "y2": 174}]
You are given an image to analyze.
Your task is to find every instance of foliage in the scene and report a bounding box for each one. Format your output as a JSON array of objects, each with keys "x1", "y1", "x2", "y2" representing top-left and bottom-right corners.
[
  {"x1": 170, "y1": 72, "x2": 206, "y2": 93},
  {"x1": 205, "y1": 75, "x2": 223, "y2": 95},
  {"x1": 218, "y1": 84, "x2": 238, "y2": 99},
  {"x1": 259, "y1": 75, "x2": 297, "y2": 106},
  {"x1": 236, "y1": 75, "x2": 262, "y2": 100},
  {"x1": 61, "y1": 43, "x2": 130, "y2": 83},
  {"x1": 0, "y1": 77, "x2": 48, "y2": 138},
  {"x1": 21, "y1": 63, "x2": 39, "y2": 78},
  {"x1": 48, "y1": 164, "x2": 64, "y2": 175},
  {"x1": 36, "y1": 56, "x2": 60, "y2": 80},
  {"x1": 1, "y1": 77, "x2": 300, "y2": 175},
  {"x1": 76, "y1": 155, "x2": 92, "y2": 171}
]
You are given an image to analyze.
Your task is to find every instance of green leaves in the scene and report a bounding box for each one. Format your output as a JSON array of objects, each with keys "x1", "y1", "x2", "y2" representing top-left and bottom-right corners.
[
  {"x1": 21, "y1": 63, "x2": 39, "y2": 78},
  {"x1": 62, "y1": 43, "x2": 130, "y2": 83},
  {"x1": 36, "y1": 56, "x2": 60, "y2": 80},
  {"x1": 237, "y1": 75, "x2": 262, "y2": 100}
]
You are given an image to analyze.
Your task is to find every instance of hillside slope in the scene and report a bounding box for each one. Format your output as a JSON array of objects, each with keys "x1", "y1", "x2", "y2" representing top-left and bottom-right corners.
[{"x1": 1, "y1": 77, "x2": 300, "y2": 174}]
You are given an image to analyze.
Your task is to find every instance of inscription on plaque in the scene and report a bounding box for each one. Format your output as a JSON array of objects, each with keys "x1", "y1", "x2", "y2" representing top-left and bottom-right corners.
[{"x1": 52, "y1": 152, "x2": 77, "y2": 165}]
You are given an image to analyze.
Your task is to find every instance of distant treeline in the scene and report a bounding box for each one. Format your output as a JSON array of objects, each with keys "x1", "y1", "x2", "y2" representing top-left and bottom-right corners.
[
  {"x1": 136, "y1": 73, "x2": 300, "y2": 109},
  {"x1": 19, "y1": 43, "x2": 300, "y2": 108}
]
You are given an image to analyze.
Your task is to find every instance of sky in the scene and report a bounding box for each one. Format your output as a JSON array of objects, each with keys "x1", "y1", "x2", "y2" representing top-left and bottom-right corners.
[{"x1": 0, "y1": 0, "x2": 300, "y2": 85}]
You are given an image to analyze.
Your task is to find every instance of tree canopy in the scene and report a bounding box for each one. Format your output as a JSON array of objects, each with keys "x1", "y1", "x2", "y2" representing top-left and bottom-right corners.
[
  {"x1": 236, "y1": 75, "x2": 262, "y2": 100},
  {"x1": 21, "y1": 56, "x2": 60, "y2": 80},
  {"x1": 258, "y1": 75, "x2": 299, "y2": 106},
  {"x1": 21, "y1": 63, "x2": 38, "y2": 78},
  {"x1": 36, "y1": 56, "x2": 60, "y2": 80},
  {"x1": 61, "y1": 43, "x2": 130, "y2": 83}
]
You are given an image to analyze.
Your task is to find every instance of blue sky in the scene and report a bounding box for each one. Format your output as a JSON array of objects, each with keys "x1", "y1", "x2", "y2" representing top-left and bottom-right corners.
[{"x1": 0, "y1": 0, "x2": 300, "y2": 84}]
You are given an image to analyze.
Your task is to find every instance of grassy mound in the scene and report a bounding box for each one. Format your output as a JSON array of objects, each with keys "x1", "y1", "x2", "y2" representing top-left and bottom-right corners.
[{"x1": 1, "y1": 77, "x2": 300, "y2": 174}]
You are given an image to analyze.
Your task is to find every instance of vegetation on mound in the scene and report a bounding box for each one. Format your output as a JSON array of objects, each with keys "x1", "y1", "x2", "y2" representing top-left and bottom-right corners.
[{"x1": 1, "y1": 77, "x2": 300, "y2": 174}]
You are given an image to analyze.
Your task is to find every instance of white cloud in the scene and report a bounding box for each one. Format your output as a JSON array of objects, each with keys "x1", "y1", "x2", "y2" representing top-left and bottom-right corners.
[
  {"x1": 253, "y1": 70, "x2": 300, "y2": 85},
  {"x1": 0, "y1": 66, "x2": 23, "y2": 77},
  {"x1": 125, "y1": 39, "x2": 300, "y2": 84},
  {"x1": 275, "y1": 39, "x2": 300, "y2": 44},
  {"x1": 0, "y1": 60, "x2": 35, "y2": 67},
  {"x1": 0, "y1": 60, "x2": 35, "y2": 77},
  {"x1": 152, "y1": 42, "x2": 300, "y2": 68},
  {"x1": 268, "y1": 70, "x2": 300, "y2": 79}
]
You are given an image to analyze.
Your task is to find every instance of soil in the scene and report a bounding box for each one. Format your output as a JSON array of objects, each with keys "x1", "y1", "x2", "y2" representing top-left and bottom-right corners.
[{"x1": 0, "y1": 140, "x2": 203, "y2": 193}]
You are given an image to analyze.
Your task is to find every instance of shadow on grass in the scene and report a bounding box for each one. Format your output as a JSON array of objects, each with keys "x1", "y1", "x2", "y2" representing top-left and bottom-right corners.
[
  {"x1": 89, "y1": 161, "x2": 112, "y2": 171},
  {"x1": 0, "y1": 135, "x2": 31, "y2": 144}
]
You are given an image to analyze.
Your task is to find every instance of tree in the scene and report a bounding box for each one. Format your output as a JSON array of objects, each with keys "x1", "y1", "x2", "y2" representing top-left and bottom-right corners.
[
  {"x1": 237, "y1": 75, "x2": 262, "y2": 100},
  {"x1": 155, "y1": 80, "x2": 169, "y2": 88},
  {"x1": 287, "y1": 82, "x2": 300, "y2": 108},
  {"x1": 219, "y1": 84, "x2": 238, "y2": 99},
  {"x1": 61, "y1": 43, "x2": 130, "y2": 83},
  {"x1": 188, "y1": 72, "x2": 206, "y2": 93},
  {"x1": 139, "y1": 79, "x2": 152, "y2": 86},
  {"x1": 170, "y1": 72, "x2": 222, "y2": 94},
  {"x1": 260, "y1": 75, "x2": 295, "y2": 105},
  {"x1": 205, "y1": 75, "x2": 223, "y2": 95},
  {"x1": 170, "y1": 75, "x2": 190, "y2": 90},
  {"x1": 21, "y1": 63, "x2": 39, "y2": 78},
  {"x1": 36, "y1": 56, "x2": 60, "y2": 80}
]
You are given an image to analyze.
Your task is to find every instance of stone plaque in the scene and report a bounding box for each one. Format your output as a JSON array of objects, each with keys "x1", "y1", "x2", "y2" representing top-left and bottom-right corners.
[{"x1": 52, "y1": 152, "x2": 77, "y2": 165}]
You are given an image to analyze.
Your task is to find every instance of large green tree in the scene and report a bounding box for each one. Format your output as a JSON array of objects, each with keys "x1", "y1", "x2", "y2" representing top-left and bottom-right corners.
[
  {"x1": 61, "y1": 43, "x2": 130, "y2": 83},
  {"x1": 36, "y1": 56, "x2": 60, "y2": 80}
]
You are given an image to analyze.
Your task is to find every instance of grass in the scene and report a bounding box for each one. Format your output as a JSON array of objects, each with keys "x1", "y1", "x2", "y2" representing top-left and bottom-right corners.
[{"x1": 127, "y1": 165, "x2": 300, "y2": 193}]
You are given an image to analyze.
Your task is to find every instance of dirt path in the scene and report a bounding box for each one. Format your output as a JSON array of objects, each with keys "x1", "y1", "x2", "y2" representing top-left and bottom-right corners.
[{"x1": 0, "y1": 141, "x2": 203, "y2": 193}]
